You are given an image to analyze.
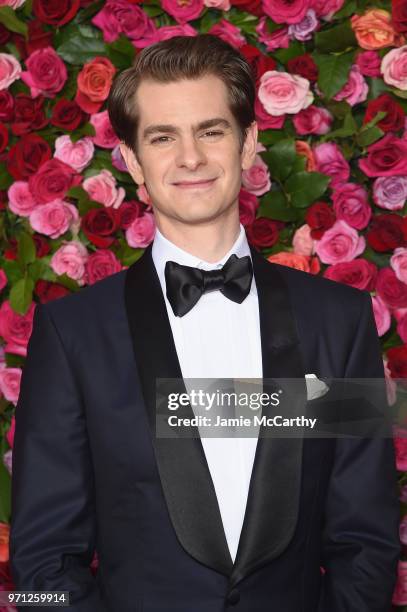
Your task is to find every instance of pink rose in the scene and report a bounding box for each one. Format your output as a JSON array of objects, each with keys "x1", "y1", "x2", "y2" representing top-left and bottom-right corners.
[
  {"x1": 288, "y1": 9, "x2": 319, "y2": 41},
  {"x1": 371, "y1": 294, "x2": 391, "y2": 336},
  {"x1": 393, "y1": 560, "x2": 407, "y2": 606},
  {"x1": 6, "y1": 416, "x2": 14, "y2": 449},
  {"x1": 293, "y1": 105, "x2": 333, "y2": 135},
  {"x1": 400, "y1": 515, "x2": 407, "y2": 545},
  {"x1": 293, "y1": 224, "x2": 315, "y2": 256},
  {"x1": 356, "y1": 50, "x2": 382, "y2": 77},
  {"x1": 323, "y1": 258, "x2": 377, "y2": 291},
  {"x1": 204, "y1": 0, "x2": 230, "y2": 9},
  {"x1": 28, "y1": 158, "x2": 82, "y2": 204},
  {"x1": 0, "y1": 53, "x2": 21, "y2": 90},
  {"x1": 381, "y1": 45, "x2": 407, "y2": 90},
  {"x1": 158, "y1": 25, "x2": 198, "y2": 40},
  {"x1": 0, "y1": 366, "x2": 22, "y2": 405},
  {"x1": 90, "y1": 110, "x2": 120, "y2": 149},
  {"x1": 92, "y1": 0, "x2": 158, "y2": 45},
  {"x1": 256, "y1": 18, "x2": 290, "y2": 51},
  {"x1": 313, "y1": 142, "x2": 350, "y2": 188},
  {"x1": 314, "y1": 219, "x2": 365, "y2": 264},
  {"x1": 376, "y1": 266, "x2": 407, "y2": 309},
  {"x1": 255, "y1": 95, "x2": 286, "y2": 130},
  {"x1": 262, "y1": 0, "x2": 309, "y2": 24},
  {"x1": 310, "y1": 0, "x2": 344, "y2": 19},
  {"x1": 50, "y1": 241, "x2": 89, "y2": 286},
  {"x1": 20, "y1": 46, "x2": 67, "y2": 98},
  {"x1": 7, "y1": 181, "x2": 39, "y2": 217},
  {"x1": 391, "y1": 247, "x2": 407, "y2": 284},
  {"x1": 373, "y1": 175, "x2": 407, "y2": 210},
  {"x1": 333, "y1": 65, "x2": 368, "y2": 106},
  {"x1": 258, "y1": 70, "x2": 313, "y2": 116},
  {"x1": 125, "y1": 212, "x2": 156, "y2": 248},
  {"x1": 0, "y1": 0, "x2": 26, "y2": 7},
  {"x1": 85, "y1": 249, "x2": 123, "y2": 285},
  {"x1": 396, "y1": 309, "x2": 407, "y2": 344},
  {"x1": 83, "y1": 169, "x2": 125, "y2": 209},
  {"x1": 0, "y1": 269, "x2": 7, "y2": 293},
  {"x1": 332, "y1": 182, "x2": 371, "y2": 230},
  {"x1": 54, "y1": 135, "x2": 94, "y2": 172},
  {"x1": 161, "y1": 0, "x2": 204, "y2": 24},
  {"x1": 241, "y1": 144, "x2": 271, "y2": 196},
  {"x1": 29, "y1": 199, "x2": 79, "y2": 239},
  {"x1": 208, "y1": 19, "x2": 246, "y2": 48},
  {"x1": 0, "y1": 300, "x2": 35, "y2": 356},
  {"x1": 239, "y1": 188, "x2": 259, "y2": 226}
]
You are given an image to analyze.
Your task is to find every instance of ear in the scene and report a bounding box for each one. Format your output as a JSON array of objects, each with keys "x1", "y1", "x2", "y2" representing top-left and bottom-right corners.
[
  {"x1": 241, "y1": 121, "x2": 258, "y2": 171},
  {"x1": 119, "y1": 142, "x2": 145, "y2": 186}
]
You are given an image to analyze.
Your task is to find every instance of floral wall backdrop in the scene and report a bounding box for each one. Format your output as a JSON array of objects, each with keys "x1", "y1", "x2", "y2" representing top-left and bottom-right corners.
[{"x1": 0, "y1": 0, "x2": 406, "y2": 608}]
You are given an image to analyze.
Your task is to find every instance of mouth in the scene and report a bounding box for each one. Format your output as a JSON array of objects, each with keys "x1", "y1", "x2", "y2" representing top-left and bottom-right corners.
[{"x1": 172, "y1": 178, "x2": 217, "y2": 189}]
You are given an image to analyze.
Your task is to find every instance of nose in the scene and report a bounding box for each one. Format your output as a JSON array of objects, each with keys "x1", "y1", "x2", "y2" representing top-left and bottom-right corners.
[{"x1": 175, "y1": 135, "x2": 207, "y2": 171}]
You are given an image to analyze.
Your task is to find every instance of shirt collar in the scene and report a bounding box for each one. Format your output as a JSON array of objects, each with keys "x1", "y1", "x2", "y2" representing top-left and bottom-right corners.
[{"x1": 152, "y1": 222, "x2": 255, "y2": 295}]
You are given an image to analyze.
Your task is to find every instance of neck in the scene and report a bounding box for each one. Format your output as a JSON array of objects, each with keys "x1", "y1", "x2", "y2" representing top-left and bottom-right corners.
[{"x1": 154, "y1": 211, "x2": 241, "y2": 264}]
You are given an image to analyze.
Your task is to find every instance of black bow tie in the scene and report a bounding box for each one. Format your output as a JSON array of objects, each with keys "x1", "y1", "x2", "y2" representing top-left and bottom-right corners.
[{"x1": 165, "y1": 254, "x2": 253, "y2": 317}]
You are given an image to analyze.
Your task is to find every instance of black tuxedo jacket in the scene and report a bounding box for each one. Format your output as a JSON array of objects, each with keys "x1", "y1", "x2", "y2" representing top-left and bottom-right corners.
[{"x1": 10, "y1": 243, "x2": 400, "y2": 612}]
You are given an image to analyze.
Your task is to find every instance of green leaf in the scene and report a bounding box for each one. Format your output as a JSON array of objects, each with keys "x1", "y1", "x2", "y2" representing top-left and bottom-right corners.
[
  {"x1": 0, "y1": 162, "x2": 13, "y2": 190},
  {"x1": 0, "y1": 6, "x2": 27, "y2": 36},
  {"x1": 257, "y1": 190, "x2": 299, "y2": 222},
  {"x1": 55, "y1": 273, "x2": 80, "y2": 292},
  {"x1": 113, "y1": 241, "x2": 144, "y2": 266},
  {"x1": 56, "y1": 24, "x2": 105, "y2": 65},
  {"x1": 142, "y1": 4, "x2": 165, "y2": 16},
  {"x1": 360, "y1": 110, "x2": 387, "y2": 130},
  {"x1": 391, "y1": 88, "x2": 407, "y2": 100},
  {"x1": 257, "y1": 129, "x2": 286, "y2": 146},
  {"x1": 0, "y1": 456, "x2": 11, "y2": 523},
  {"x1": 367, "y1": 77, "x2": 390, "y2": 100},
  {"x1": 9, "y1": 276, "x2": 34, "y2": 315},
  {"x1": 356, "y1": 125, "x2": 384, "y2": 147},
  {"x1": 2, "y1": 260, "x2": 24, "y2": 285},
  {"x1": 70, "y1": 122, "x2": 96, "y2": 143},
  {"x1": 27, "y1": 259, "x2": 56, "y2": 283},
  {"x1": 331, "y1": 0, "x2": 357, "y2": 19},
  {"x1": 321, "y1": 110, "x2": 357, "y2": 141},
  {"x1": 312, "y1": 50, "x2": 355, "y2": 99},
  {"x1": 259, "y1": 139, "x2": 297, "y2": 182},
  {"x1": 106, "y1": 34, "x2": 136, "y2": 69},
  {"x1": 314, "y1": 22, "x2": 357, "y2": 53},
  {"x1": 284, "y1": 171, "x2": 330, "y2": 208},
  {"x1": 17, "y1": 232, "x2": 36, "y2": 266},
  {"x1": 272, "y1": 40, "x2": 305, "y2": 65}
]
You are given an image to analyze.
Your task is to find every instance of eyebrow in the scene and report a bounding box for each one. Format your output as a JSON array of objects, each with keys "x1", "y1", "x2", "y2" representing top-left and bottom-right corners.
[{"x1": 142, "y1": 117, "x2": 233, "y2": 140}]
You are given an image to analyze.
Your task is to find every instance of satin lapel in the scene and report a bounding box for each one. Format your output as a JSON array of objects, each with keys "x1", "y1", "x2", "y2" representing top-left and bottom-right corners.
[
  {"x1": 229, "y1": 246, "x2": 308, "y2": 588},
  {"x1": 124, "y1": 243, "x2": 233, "y2": 576}
]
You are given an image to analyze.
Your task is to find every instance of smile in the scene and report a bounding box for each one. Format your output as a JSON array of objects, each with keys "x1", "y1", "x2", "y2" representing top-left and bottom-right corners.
[{"x1": 173, "y1": 178, "x2": 217, "y2": 189}]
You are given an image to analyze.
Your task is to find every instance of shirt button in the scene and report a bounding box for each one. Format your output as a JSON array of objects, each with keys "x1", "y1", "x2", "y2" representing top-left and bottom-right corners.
[{"x1": 226, "y1": 588, "x2": 240, "y2": 605}]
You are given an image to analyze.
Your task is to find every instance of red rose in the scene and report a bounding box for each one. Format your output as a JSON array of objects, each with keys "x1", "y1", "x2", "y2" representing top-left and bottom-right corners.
[
  {"x1": 305, "y1": 202, "x2": 336, "y2": 239},
  {"x1": 239, "y1": 189, "x2": 259, "y2": 227},
  {"x1": 255, "y1": 54, "x2": 278, "y2": 83},
  {"x1": 34, "y1": 280, "x2": 71, "y2": 303},
  {"x1": 33, "y1": 0, "x2": 80, "y2": 26},
  {"x1": 0, "y1": 124, "x2": 8, "y2": 153},
  {"x1": 376, "y1": 267, "x2": 407, "y2": 309},
  {"x1": 81, "y1": 207, "x2": 121, "y2": 248},
  {"x1": 246, "y1": 217, "x2": 283, "y2": 249},
  {"x1": 75, "y1": 56, "x2": 116, "y2": 114},
  {"x1": 323, "y1": 259, "x2": 378, "y2": 291},
  {"x1": 359, "y1": 133, "x2": 407, "y2": 177},
  {"x1": 230, "y1": 0, "x2": 263, "y2": 16},
  {"x1": 363, "y1": 94, "x2": 405, "y2": 133},
  {"x1": 7, "y1": 133, "x2": 51, "y2": 180},
  {"x1": 50, "y1": 98, "x2": 87, "y2": 131},
  {"x1": 392, "y1": 0, "x2": 407, "y2": 33},
  {"x1": 27, "y1": 18, "x2": 54, "y2": 54},
  {"x1": 33, "y1": 234, "x2": 51, "y2": 257},
  {"x1": 0, "y1": 91, "x2": 14, "y2": 122},
  {"x1": 85, "y1": 250, "x2": 122, "y2": 285},
  {"x1": 10, "y1": 94, "x2": 48, "y2": 136},
  {"x1": 28, "y1": 158, "x2": 82, "y2": 204},
  {"x1": 366, "y1": 213, "x2": 407, "y2": 252},
  {"x1": 287, "y1": 53, "x2": 319, "y2": 83},
  {"x1": 118, "y1": 200, "x2": 144, "y2": 229},
  {"x1": 0, "y1": 23, "x2": 11, "y2": 45},
  {"x1": 387, "y1": 345, "x2": 407, "y2": 381}
]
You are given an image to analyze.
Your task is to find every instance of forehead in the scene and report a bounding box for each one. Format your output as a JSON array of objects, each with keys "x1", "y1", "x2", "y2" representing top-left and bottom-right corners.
[{"x1": 135, "y1": 74, "x2": 234, "y2": 127}]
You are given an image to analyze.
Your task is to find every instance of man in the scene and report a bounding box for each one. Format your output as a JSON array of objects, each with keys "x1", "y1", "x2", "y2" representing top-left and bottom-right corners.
[{"x1": 10, "y1": 34, "x2": 400, "y2": 611}]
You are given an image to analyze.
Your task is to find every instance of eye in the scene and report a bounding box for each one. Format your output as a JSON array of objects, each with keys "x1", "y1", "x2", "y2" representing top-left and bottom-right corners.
[{"x1": 150, "y1": 131, "x2": 224, "y2": 145}]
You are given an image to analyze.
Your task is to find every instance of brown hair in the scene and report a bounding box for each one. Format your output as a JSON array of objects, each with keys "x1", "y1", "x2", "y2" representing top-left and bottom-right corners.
[{"x1": 107, "y1": 34, "x2": 256, "y2": 157}]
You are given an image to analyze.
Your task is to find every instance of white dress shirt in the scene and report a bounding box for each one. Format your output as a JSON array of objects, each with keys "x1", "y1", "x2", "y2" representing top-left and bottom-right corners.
[{"x1": 152, "y1": 223, "x2": 263, "y2": 562}]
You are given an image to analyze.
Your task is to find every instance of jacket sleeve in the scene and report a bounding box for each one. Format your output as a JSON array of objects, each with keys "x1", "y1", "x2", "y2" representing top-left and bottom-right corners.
[
  {"x1": 9, "y1": 303, "x2": 108, "y2": 611},
  {"x1": 318, "y1": 290, "x2": 401, "y2": 612}
]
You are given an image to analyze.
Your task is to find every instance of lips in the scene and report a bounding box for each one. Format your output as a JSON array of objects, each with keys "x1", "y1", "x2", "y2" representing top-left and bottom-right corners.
[{"x1": 173, "y1": 178, "x2": 217, "y2": 187}]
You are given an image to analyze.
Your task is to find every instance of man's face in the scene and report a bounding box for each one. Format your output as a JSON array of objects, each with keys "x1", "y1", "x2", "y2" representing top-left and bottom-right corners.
[{"x1": 119, "y1": 74, "x2": 258, "y2": 227}]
